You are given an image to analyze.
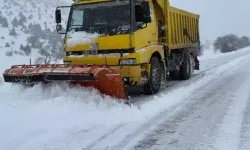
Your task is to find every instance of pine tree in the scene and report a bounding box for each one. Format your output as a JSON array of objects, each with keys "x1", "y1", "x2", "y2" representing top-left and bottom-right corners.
[
  {"x1": 0, "y1": 15, "x2": 8, "y2": 27},
  {"x1": 9, "y1": 27, "x2": 17, "y2": 36},
  {"x1": 2, "y1": 17, "x2": 8, "y2": 27},
  {"x1": 27, "y1": 35, "x2": 39, "y2": 47},
  {"x1": 11, "y1": 17, "x2": 18, "y2": 27},
  {"x1": 28, "y1": 14, "x2": 33, "y2": 20},
  {"x1": 20, "y1": 44, "x2": 24, "y2": 50},
  {"x1": 5, "y1": 42, "x2": 10, "y2": 47},
  {"x1": 22, "y1": 44, "x2": 31, "y2": 56},
  {"x1": 18, "y1": 12, "x2": 27, "y2": 25}
]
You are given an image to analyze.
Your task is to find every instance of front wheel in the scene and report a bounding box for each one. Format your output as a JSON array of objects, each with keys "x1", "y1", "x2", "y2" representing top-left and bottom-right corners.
[{"x1": 143, "y1": 57, "x2": 162, "y2": 94}]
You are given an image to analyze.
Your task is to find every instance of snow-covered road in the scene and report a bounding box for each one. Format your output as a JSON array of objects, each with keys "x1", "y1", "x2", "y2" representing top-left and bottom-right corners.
[
  {"x1": 1, "y1": 47, "x2": 250, "y2": 150},
  {"x1": 132, "y1": 53, "x2": 250, "y2": 150}
]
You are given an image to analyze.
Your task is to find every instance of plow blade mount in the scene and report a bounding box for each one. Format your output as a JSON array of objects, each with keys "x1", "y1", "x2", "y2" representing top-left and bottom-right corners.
[{"x1": 3, "y1": 64, "x2": 127, "y2": 100}]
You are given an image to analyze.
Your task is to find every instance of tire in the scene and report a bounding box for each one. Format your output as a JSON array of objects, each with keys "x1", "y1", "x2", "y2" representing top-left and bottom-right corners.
[
  {"x1": 180, "y1": 51, "x2": 191, "y2": 80},
  {"x1": 143, "y1": 57, "x2": 162, "y2": 94}
]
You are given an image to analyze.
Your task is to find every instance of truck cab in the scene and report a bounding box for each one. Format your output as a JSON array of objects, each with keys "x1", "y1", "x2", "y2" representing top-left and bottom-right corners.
[{"x1": 55, "y1": 0, "x2": 200, "y2": 95}]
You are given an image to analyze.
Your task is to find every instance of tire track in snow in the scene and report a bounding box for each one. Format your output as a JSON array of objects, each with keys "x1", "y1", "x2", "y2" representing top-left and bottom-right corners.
[
  {"x1": 117, "y1": 74, "x2": 248, "y2": 150},
  {"x1": 82, "y1": 123, "x2": 128, "y2": 150},
  {"x1": 83, "y1": 70, "x2": 218, "y2": 149},
  {"x1": 92, "y1": 60, "x2": 225, "y2": 148},
  {"x1": 213, "y1": 73, "x2": 250, "y2": 150},
  {"x1": 239, "y1": 94, "x2": 250, "y2": 150},
  {"x1": 122, "y1": 55, "x2": 250, "y2": 150}
]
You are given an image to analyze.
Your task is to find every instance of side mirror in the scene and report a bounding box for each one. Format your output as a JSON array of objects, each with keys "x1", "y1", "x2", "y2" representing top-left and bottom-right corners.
[
  {"x1": 56, "y1": 24, "x2": 66, "y2": 34},
  {"x1": 135, "y1": 1, "x2": 151, "y2": 24},
  {"x1": 56, "y1": 24, "x2": 62, "y2": 32},
  {"x1": 55, "y1": 9, "x2": 61, "y2": 24}
]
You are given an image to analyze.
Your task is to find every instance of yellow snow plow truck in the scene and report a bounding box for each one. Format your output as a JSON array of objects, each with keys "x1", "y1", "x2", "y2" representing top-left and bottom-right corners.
[{"x1": 3, "y1": 0, "x2": 200, "y2": 102}]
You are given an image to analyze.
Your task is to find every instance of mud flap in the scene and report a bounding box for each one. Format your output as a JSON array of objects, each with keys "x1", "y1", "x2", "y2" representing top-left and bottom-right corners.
[{"x1": 194, "y1": 56, "x2": 200, "y2": 70}]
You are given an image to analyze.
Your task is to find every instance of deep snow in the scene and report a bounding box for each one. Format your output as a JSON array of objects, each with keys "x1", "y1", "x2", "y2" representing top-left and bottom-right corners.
[{"x1": 1, "y1": 47, "x2": 250, "y2": 150}]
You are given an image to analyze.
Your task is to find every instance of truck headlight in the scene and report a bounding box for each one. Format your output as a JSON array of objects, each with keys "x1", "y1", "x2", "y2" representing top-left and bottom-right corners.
[{"x1": 120, "y1": 58, "x2": 137, "y2": 65}]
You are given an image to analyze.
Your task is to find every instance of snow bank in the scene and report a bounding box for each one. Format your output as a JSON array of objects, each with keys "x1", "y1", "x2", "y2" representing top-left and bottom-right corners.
[
  {"x1": 67, "y1": 31, "x2": 101, "y2": 47},
  {"x1": 0, "y1": 83, "x2": 141, "y2": 125},
  {"x1": 198, "y1": 48, "x2": 221, "y2": 60},
  {"x1": 0, "y1": 82, "x2": 142, "y2": 150},
  {"x1": 199, "y1": 46, "x2": 250, "y2": 61}
]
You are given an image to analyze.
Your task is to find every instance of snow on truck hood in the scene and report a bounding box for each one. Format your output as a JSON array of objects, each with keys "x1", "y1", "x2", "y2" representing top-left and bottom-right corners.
[{"x1": 66, "y1": 30, "x2": 101, "y2": 47}]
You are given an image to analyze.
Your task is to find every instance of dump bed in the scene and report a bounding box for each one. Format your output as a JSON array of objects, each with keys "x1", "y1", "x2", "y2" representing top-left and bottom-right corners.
[{"x1": 167, "y1": 6, "x2": 200, "y2": 50}]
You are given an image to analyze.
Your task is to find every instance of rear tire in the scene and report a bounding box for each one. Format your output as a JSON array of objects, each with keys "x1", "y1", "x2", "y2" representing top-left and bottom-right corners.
[
  {"x1": 180, "y1": 51, "x2": 191, "y2": 80},
  {"x1": 143, "y1": 57, "x2": 162, "y2": 94}
]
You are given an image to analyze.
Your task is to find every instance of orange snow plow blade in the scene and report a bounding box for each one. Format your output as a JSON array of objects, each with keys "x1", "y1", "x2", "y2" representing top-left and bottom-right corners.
[{"x1": 2, "y1": 64, "x2": 127, "y2": 100}]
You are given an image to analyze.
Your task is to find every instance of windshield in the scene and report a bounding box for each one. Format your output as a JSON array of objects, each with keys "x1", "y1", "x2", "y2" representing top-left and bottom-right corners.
[{"x1": 67, "y1": 2, "x2": 131, "y2": 36}]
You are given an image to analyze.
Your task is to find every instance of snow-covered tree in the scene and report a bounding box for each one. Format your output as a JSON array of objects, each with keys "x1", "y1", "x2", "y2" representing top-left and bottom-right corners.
[
  {"x1": 9, "y1": 27, "x2": 17, "y2": 36},
  {"x1": 11, "y1": 17, "x2": 18, "y2": 27},
  {"x1": 35, "y1": 45, "x2": 57, "y2": 64},
  {"x1": 1, "y1": 17, "x2": 8, "y2": 27},
  {"x1": 213, "y1": 34, "x2": 239, "y2": 53},
  {"x1": 28, "y1": 14, "x2": 33, "y2": 20},
  {"x1": 238, "y1": 36, "x2": 250, "y2": 49},
  {"x1": 5, "y1": 49, "x2": 13, "y2": 56},
  {"x1": 20, "y1": 44, "x2": 31, "y2": 56},
  {"x1": 5, "y1": 42, "x2": 10, "y2": 47},
  {"x1": 18, "y1": 12, "x2": 27, "y2": 25},
  {"x1": 27, "y1": 35, "x2": 39, "y2": 47},
  {"x1": 0, "y1": 15, "x2": 8, "y2": 27}
]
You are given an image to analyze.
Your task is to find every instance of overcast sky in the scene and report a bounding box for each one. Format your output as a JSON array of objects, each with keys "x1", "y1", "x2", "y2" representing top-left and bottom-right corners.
[{"x1": 170, "y1": 0, "x2": 250, "y2": 42}]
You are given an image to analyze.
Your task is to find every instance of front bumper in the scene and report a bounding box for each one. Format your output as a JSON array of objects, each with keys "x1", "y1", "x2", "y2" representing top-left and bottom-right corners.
[{"x1": 64, "y1": 58, "x2": 143, "y2": 85}]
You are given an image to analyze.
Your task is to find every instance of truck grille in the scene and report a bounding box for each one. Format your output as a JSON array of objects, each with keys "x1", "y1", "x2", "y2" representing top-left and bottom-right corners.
[{"x1": 66, "y1": 48, "x2": 135, "y2": 56}]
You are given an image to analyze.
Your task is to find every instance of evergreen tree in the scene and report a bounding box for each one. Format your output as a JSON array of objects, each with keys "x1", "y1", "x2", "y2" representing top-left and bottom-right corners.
[
  {"x1": 28, "y1": 14, "x2": 33, "y2": 20},
  {"x1": 20, "y1": 44, "x2": 24, "y2": 50},
  {"x1": 5, "y1": 42, "x2": 10, "y2": 47},
  {"x1": 21, "y1": 44, "x2": 31, "y2": 56},
  {"x1": 27, "y1": 35, "x2": 39, "y2": 47},
  {"x1": 2, "y1": 17, "x2": 8, "y2": 27},
  {"x1": 18, "y1": 12, "x2": 27, "y2": 25},
  {"x1": 9, "y1": 27, "x2": 17, "y2": 36},
  {"x1": 5, "y1": 50, "x2": 13, "y2": 57},
  {"x1": 0, "y1": 15, "x2": 8, "y2": 27},
  {"x1": 11, "y1": 17, "x2": 18, "y2": 27}
]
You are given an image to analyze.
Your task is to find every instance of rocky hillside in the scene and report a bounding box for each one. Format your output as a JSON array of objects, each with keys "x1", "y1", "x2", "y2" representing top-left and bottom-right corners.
[{"x1": 0, "y1": 0, "x2": 71, "y2": 64}]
